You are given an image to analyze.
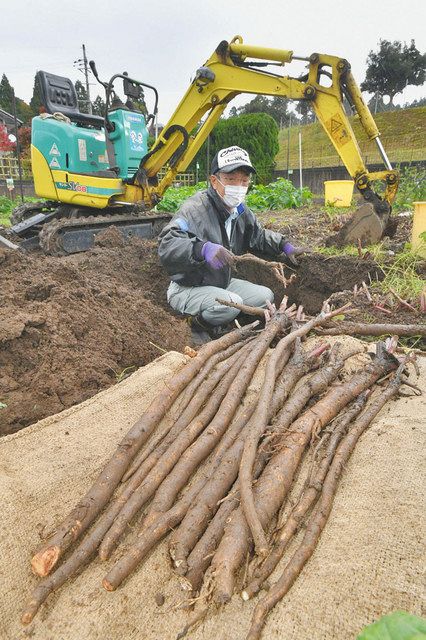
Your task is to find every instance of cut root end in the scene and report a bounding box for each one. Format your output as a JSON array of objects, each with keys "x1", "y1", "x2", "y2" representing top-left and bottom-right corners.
[
  {"x1": 31, "y1": 545, "x2": 60, "y2": 577},
  {"x1": 102, "y1": 578, "x2": 115, "y2": 592}
]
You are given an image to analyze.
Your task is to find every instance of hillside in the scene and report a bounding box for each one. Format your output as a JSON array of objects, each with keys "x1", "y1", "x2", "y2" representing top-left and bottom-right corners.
[{"x1": 276, "y1": 106, "x2": 426, "y2": 170}]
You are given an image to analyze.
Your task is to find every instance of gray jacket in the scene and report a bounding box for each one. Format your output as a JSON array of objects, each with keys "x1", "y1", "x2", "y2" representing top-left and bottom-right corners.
[{"x1": 158, "y1": 186, "x2": 287, "y2": 289}]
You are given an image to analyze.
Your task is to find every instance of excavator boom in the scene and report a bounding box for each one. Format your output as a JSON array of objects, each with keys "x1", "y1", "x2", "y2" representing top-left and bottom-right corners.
[{"x1": 131, "y1": 36, "x2": 398, "y2": 242}]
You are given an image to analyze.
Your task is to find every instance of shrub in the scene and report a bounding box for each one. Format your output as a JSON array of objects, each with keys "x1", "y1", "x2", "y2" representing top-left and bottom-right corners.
[{"x1": 189, "y1": 113, "x2": 279, "y2": 184}]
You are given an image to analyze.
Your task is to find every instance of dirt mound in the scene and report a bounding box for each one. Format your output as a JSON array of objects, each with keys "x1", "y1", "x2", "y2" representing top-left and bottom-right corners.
[
  {"x1": 237, "y1": 253, "x2": 383, "y2": 315},
  {"x1": 0, "y1": 240, "x2": 190, "y2": 435}
]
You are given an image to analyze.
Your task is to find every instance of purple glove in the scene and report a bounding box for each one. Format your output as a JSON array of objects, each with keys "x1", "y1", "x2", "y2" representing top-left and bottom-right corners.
[
  {"x1": 282, "y1": 242, "x2": 296, "y2": 256},
  {"x1": 281, "y1": 241, "x2": 311, "y2": 266},
  {"x1": 201, "y1": 241, "x2": 234, "y2": 270}
]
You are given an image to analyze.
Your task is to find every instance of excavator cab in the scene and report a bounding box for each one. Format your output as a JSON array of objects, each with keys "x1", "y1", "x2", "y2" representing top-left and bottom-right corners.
[
  {"x1": 10, "y1": 68, "x2": 169, "y2": 253},
  {"x1": 31, "y1": 69, "x2": 150, "y2": 201}
]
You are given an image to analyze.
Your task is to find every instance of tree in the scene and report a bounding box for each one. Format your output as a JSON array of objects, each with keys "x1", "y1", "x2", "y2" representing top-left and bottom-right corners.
[
  {"x1": 92, "y1": 95, "x2": 106, "y2": 117},
  {"x1": 367, "y1": 94, "x2": 400, "y2": 114},
  {"x1": 295, "y1": 101, "x2": 315, "y2": 125},
  {"x1": 0, "y1": 73, "x2": 14, "y2": 113},
  {"x1": 229, "y1": 95, "x2": 291, "y2": 127},
  {"x1": 404, "y1": 96, "x2": 426, "y2": 109},
  {"x1": 15, "y1": 99, "x2": 33, "y2": 125},
  {"x1": 74, "y1": 80, "x2": 89, "y2": 113},
  {"x1": 18, "y1": 125, "x2": 32, "y2": 151},
  {"x1": 190, "y1": 113, "x2": 279, "y2": 184},
  {"x1": 30, "y1": 74, "x2": 44, "y2": 116},
  {"x1": 0, "y1": 74, "x2": 32, "y2": 125},
  {"x1": 0, "y1": 124, "x2": 15, "y2": 151},
  {"x1": 361, "y1": 39, "x2": 426, "y2": 105}
]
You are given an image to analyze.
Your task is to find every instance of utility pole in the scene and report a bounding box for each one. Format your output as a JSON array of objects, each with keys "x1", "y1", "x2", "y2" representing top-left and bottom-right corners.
[
  {"x1": 83, "y1": 44, "x2": 92, "y2": 115},
  {"x1": 206, "y1": 134, "x2": 210, "y2": 182},
  {"x1": 286, "y1": 113, "x2": 292, "y2": 178},
  {"x1": 374, "y1": 91, "x2": 379, "y2": 114},
  {"x1": 74, "y1": 44, "x2": 92, "y2": 114},
  {"x1": 11, "y1": 87, "x2": 24, "y2": 203},
  {"x1": 82, "y1": 44, "x2": 92, "y2": 114}
]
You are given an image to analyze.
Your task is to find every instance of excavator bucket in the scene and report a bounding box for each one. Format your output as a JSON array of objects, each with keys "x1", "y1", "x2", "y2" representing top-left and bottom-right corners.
[{"x1": 325, "y1": 203, "x2": 389, "y2": 248}]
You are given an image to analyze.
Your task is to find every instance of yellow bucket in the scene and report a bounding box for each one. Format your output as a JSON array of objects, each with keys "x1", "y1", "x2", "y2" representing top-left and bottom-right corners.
[
  {"x1": 412, "y1": 201, "x2": 426, "y2": 257},
  {"x1": 324, "y1": 180, "x2": 354, "y2": 207}
]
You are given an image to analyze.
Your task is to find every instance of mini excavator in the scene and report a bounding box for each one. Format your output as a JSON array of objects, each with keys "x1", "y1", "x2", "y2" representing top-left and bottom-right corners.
[{"x1": 9, "y1": 36, "x2": 399, "y2": 255}]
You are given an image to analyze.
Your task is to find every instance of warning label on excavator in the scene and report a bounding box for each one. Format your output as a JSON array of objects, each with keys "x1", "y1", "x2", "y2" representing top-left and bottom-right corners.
[
  {"x1": 78, "y1": 139, "x2": 87, "y2": 162},
  {"x1": 49, "y1": 143, "x2": 60, "y2": 156},
  {"x1": 49, "y1": 157, "x2": 60, "y2": 168},
  {"x1": 326, "y1": 113, "x2": 350, "y2": 147}
]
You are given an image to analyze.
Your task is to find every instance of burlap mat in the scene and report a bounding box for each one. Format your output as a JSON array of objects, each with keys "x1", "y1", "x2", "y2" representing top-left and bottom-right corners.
[{"x1": 0, "y1": 341, "x2": 424, "y2": 640}]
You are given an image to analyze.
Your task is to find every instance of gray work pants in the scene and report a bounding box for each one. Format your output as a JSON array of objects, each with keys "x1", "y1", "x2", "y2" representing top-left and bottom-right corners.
[{"x1": 167, "y1": 278, "x2": 274, "y2": 326}]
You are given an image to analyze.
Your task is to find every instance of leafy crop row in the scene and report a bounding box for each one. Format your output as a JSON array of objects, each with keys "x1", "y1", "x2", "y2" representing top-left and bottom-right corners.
[
  {"x1": 156, "y1": 182, "x2": 207, "y2": 213},
  {"x1": 156, "y1": 178, "x2": 312, "y2": 213},
  {"x1": 392, "y1": 166, "x2": 426, "y2": 211},
  {"x1": 246, "y1": 178, "x2": 312, "y2": 210}
]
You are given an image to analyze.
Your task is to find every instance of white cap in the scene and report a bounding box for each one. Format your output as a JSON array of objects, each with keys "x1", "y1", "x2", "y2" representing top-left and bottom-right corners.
[{"x1": 211, "y1": 146, "x2": 255, "y2": 174}]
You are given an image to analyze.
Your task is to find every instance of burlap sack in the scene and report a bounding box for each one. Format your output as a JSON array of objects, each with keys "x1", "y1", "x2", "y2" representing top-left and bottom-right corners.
[{"x1": 0, "y1": 342, "x2": 424, "y2": 640}]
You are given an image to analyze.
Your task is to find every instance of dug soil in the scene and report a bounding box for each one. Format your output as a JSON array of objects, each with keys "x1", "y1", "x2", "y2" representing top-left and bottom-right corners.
[
  {"x1": 0, "y1": 209, "x2": 422, "y2": 434},
  {"x1": 0, "y1": 233, "x2": 190, "y2": 435}
]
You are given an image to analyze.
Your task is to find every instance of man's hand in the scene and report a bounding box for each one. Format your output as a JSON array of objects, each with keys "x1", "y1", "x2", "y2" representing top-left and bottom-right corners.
[
  {"x1": 201, "y1": 242, "x2": 235, "y2": 270},
  {"x1": 281, "y1": 242, "x2": 311, "y2": 266}
]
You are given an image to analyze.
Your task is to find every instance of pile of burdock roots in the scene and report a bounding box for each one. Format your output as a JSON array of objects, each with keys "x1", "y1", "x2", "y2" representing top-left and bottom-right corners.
[{"x1": 22, "y1": 297, "x2": 423, "y2": 639}]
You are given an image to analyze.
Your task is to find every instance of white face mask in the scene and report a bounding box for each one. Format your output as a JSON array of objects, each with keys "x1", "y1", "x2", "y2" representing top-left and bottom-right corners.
[{"x1": 216, "y1": 178, "x2": 248, "y2": 208}]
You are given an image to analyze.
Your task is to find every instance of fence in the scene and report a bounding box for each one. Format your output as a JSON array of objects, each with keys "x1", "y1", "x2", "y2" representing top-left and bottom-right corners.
[
  {"x1": 157, "y1": 168, "x2": 195, "y2": 187},
  {"x1": 274, "y1": 159, "x2": 426, "y2": 195},
  {"x1": 0, "y1": 155, "x2": 19, "y2": 179},
  {"x1": 278, "y1": 143, "x2": 426, "y2": 173}
]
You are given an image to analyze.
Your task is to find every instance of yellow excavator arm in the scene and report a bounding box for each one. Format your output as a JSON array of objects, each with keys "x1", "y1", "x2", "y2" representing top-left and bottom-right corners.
[{"x1": 127, "y1": 36, "x2": 398, "y2": 216}]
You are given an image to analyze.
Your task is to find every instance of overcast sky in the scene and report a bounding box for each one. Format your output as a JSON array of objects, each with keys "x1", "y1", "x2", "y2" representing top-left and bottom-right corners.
[{"x1": 1, "y1": 0, "x2": 425, "y2": 123}]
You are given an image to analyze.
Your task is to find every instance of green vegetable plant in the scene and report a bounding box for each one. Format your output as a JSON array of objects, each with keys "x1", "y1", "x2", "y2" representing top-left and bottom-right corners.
[
  {"x1": 393, "y1": 166, "x2": 426, "y2": 211},
  {"x1": 246, "y1": 178, "x2": 312, "y2": 211},
  {"x1": 156, "y1": 182, "x2": 207, "y2": 213},
  {"x1": 356, "y1": 610, "x2": 426, "y2": 640}
]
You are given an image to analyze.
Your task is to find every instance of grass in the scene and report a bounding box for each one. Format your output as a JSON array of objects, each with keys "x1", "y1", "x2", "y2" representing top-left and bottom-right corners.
[
  {"x1": 0, "y1": 196, "x2": 15, "y2": 226},
  {"x1": 108, "y1": 365, "x2": 137, "y2": 383},
  {"x1": 372, "y1": 248, "x2": 425, "y2": 300},
  {"x1": 277, "y1": 106, "x2": 426, "y2": 170},
  {"x1": 0, "y1": 196, "x2": 39, "y2": 227},
  {"x1": 321, "y1": 203, "x2": 358, "y2": 221},
  {"x1": 316, "y1": 241, "x2": 386, "y2": 261}
]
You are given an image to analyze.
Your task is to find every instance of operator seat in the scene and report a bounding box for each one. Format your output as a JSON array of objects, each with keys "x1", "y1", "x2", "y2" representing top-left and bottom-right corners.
[{"x1": 36, "y1": 70, "x2": 104, "y2": 128}]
